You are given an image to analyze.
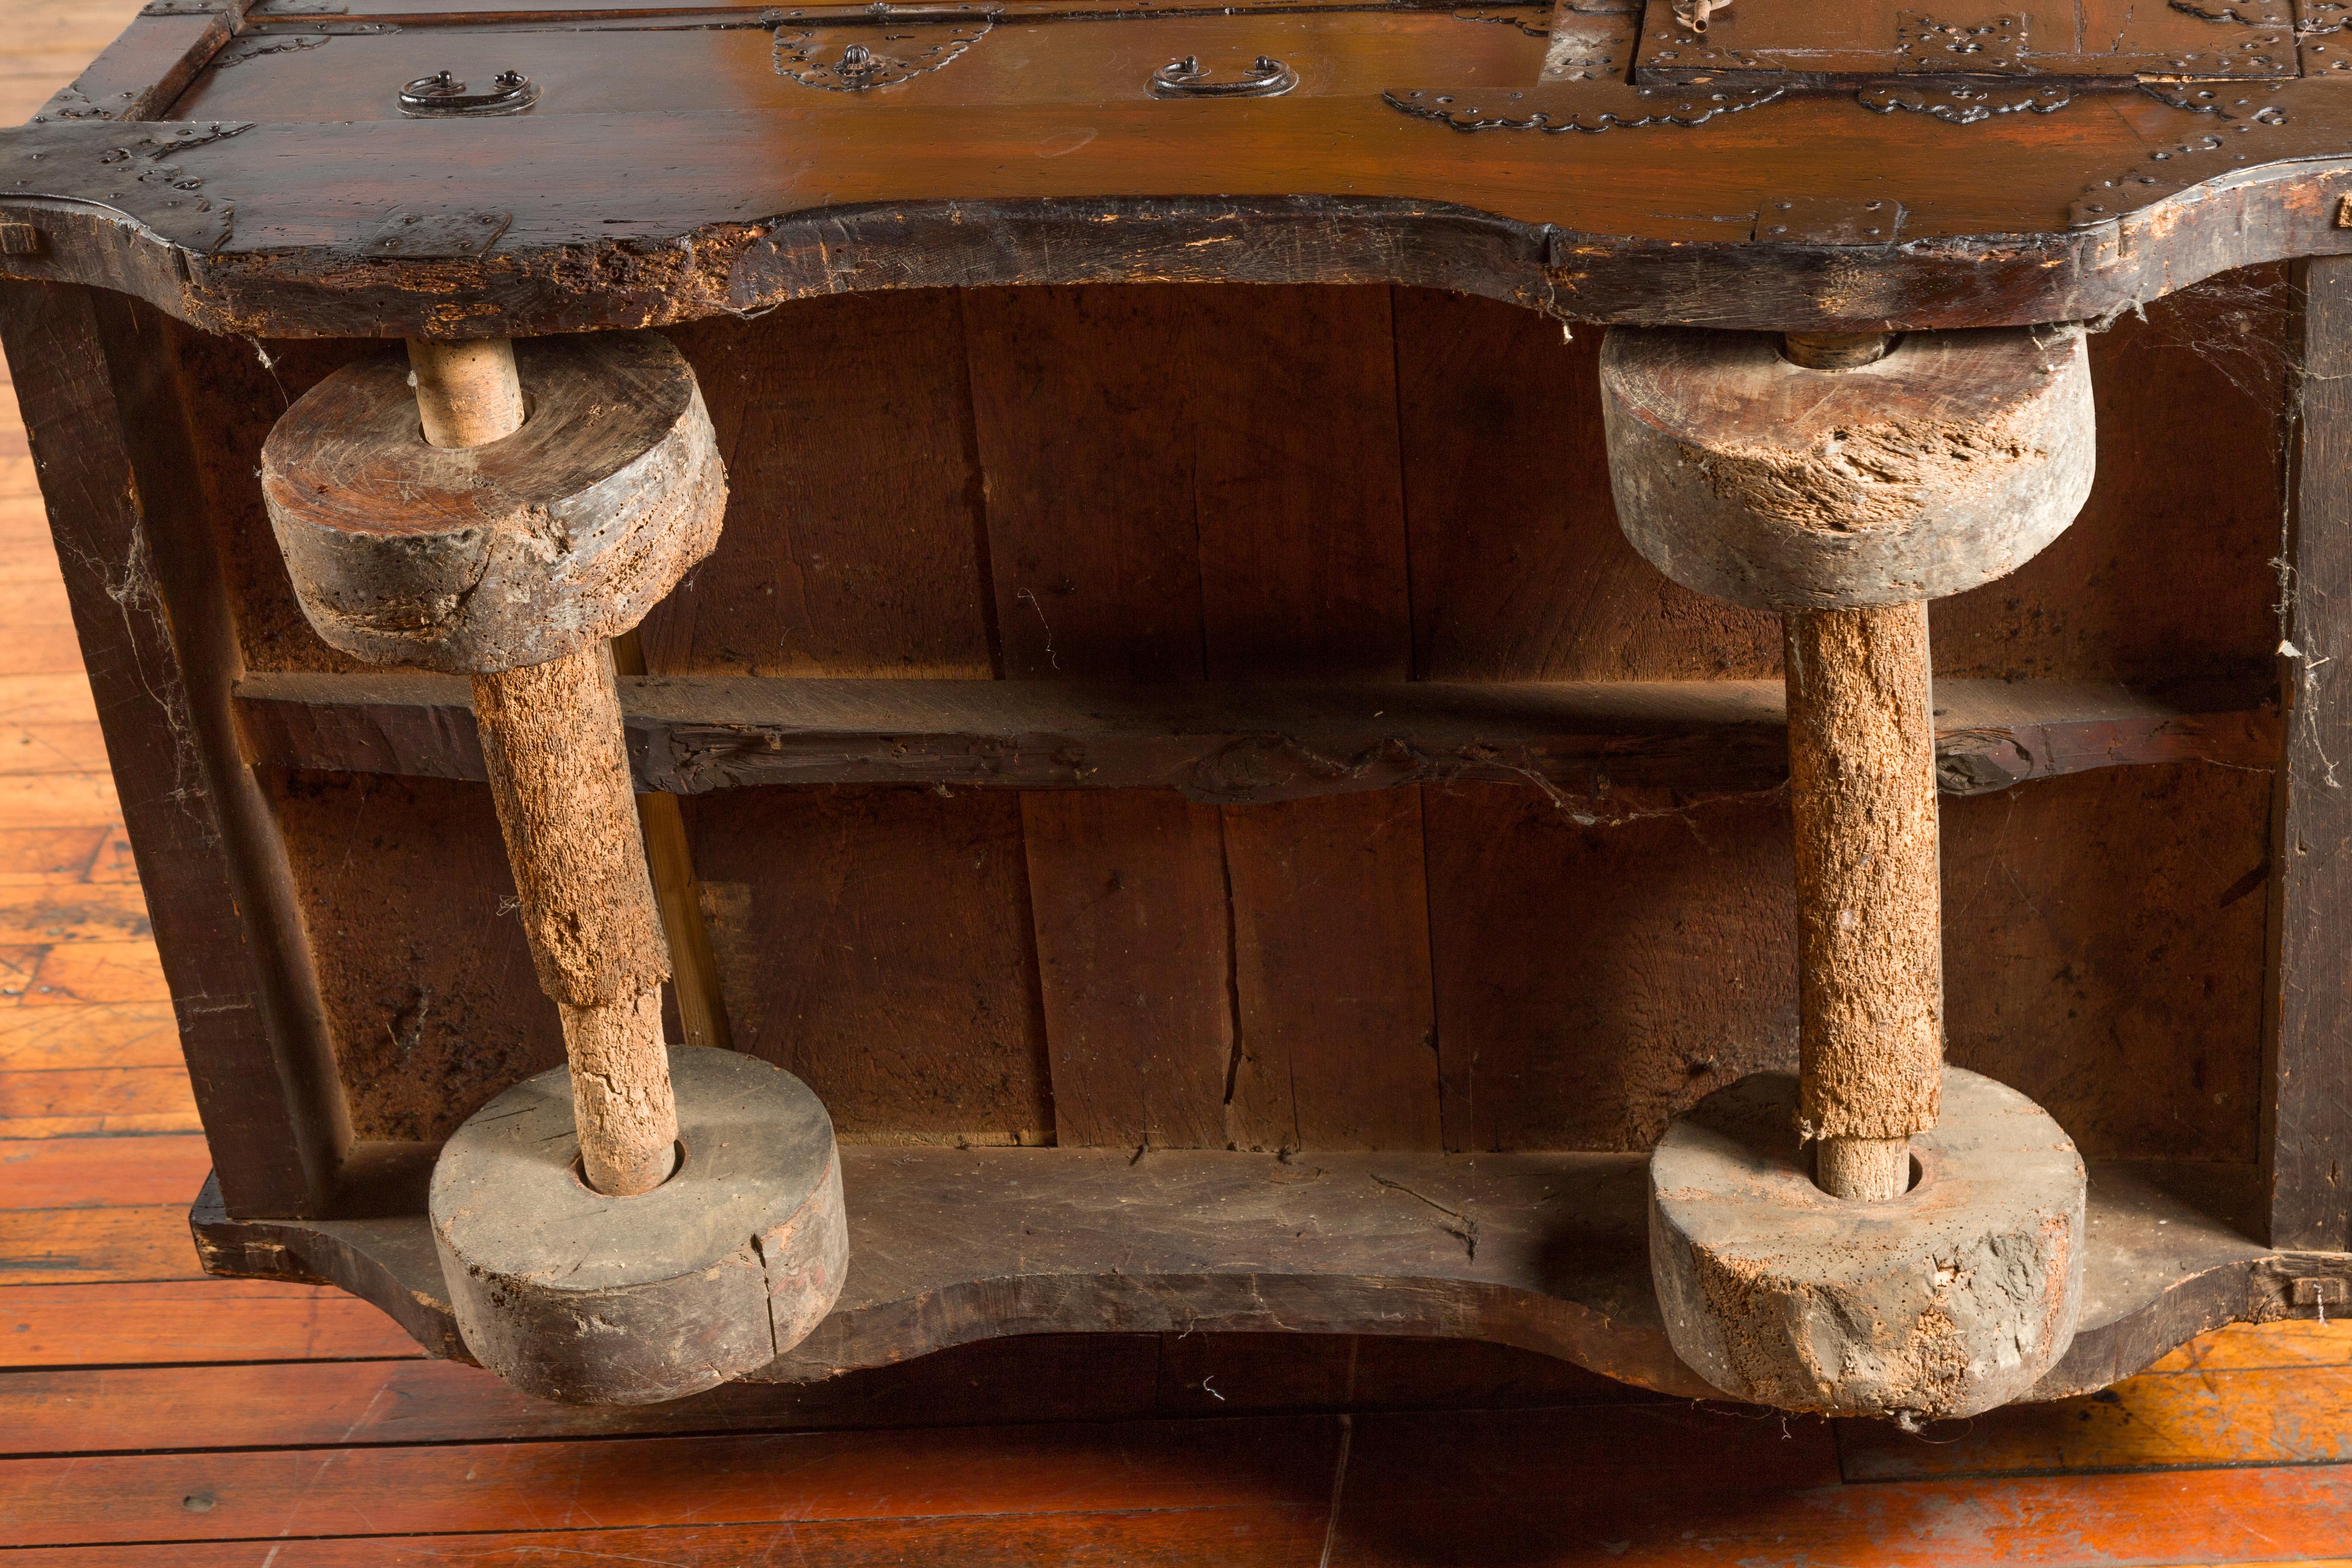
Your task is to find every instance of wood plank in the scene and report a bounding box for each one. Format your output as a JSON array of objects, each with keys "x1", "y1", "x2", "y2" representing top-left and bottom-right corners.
[
  {"x1": 1838, "y1": 1365, "x2": 2352, "y2": 1481},
  {"x1": 0, "y1": 774, "x2": 116, "y2": 828},
  {"x1": 0, "y1": 675, "x2": 89, "y2": 723},
  {"x1": 0, "y1": 288, "x2": 343, "y2": 1216},
  {"x1": 0, "y1": 1206, "x2": 198, "y2": 1284},
  {"x1": 0, "y1": 578, "x2": 73, "y2": 628},
  {"x1": 1423, "y1": 783, "x2": 1800, "y2": 1152},
  {"x1": 0, "y1": 1509, "x2": 1329, "y2": 1568},
  {"x1": 691, "y1": 785, "x2": 1053, "y2": 1145},
  {"x1": 1192, "y1": 286, "x2": 1410, "y2": 685},
  {"x1": 0, "y1": 827, "x2": 108, "y2": 883},
  {"x1": 0, "y1": 1002, "x2": 182, "y2": 1071},
  {"x1": 2148, "y1": 1318, "x2": 2352, "y2": 1372},
  {"x1": 1936, "y1": 271, "x2": 2288, "y2": 685},
  {"x1": 0, "y1": 723, "x2": 107, "y2": 773},
  {"x1": 18, "y1": 942, "x2": 170, "y2": 1006},
  {"x1": 0, "y1": 1134, "x2": 208, "y2": 1208},
  {"x1": 1021, "y1": 790, "x2": 1232, "y2": 1150},
  {"x1": 0, "y1": 1416, "x2": 1344, "y2": 1547},
  {"x1": 0, "y1": 1335, "x2": 1165, "y2": 1455},
  {"x1": 1944, "y1": 763, "x2": 2269, "y2": 1162},
  {"x1": 1331, "y1": 1427, "x2": 2352, "y2": 1566},
  {"x1": 966, "y1": 286, "x2": 1204, "y2": 684},
  {"x1": 1184, "y1": 286, "x2": 1434, "y2": 1154},
  {"x1": 233, "y1": 671, "x2": 2274, "y2": 803},
  {"x1": 643, "y1": 295, "x2": 996, "y2": 678},
  {"x1": 1395, "y1": 288, "x2": 1780, "y2": 683},
  {"x1": 0, "y1": 625, "x2": 88, "y2": 677},
  {"x1": 971, "y1": 246, "x2": 1231, "y2": 1143},
  {"x1": 0, "y1": 882, "x2": 149, "y2": 943},
  {"x1": 270, "y1": 770, "x2": 557, "y2": 1146},
  {"x1": 2266, "y1": 253, "x2": 2352, "y2": 1252},
  {"x1": 0, "y1": 1281, "x2": 417, "y2": 1370},
  {"x1": 1223, "y1": 790, "x2": 1440, "y2": 1151},
  {"x1": 31, "y1": 12, "x2": 228, "y2": 124}
]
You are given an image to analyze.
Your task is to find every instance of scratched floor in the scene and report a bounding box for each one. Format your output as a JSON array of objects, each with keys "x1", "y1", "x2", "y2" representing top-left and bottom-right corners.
[{"x1": 3, "y1": 3, "x2": 2352, "y2": 1562}]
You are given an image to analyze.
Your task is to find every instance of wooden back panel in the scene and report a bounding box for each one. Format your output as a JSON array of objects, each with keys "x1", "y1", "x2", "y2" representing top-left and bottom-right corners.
[{"x1": 184, "y1": 278, "x2": 2281, "y2": 1161}]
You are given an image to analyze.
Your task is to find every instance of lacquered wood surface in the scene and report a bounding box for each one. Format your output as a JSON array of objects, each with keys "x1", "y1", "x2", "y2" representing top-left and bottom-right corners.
[{"x1": 3, "y1": 0, "x2": 2352, "y2": 331}]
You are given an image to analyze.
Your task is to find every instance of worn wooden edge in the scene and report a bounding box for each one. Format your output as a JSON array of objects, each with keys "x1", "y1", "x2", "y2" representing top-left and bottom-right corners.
[
  {"x1": 2263, "y1": 253, "x2": 2352, "y2": 1253},
  {"x1": 0, "y1": 282, "x2": 347, "y2": 1219},
  {"x1": 229, "y1": 671, "x2": 2277, "y2": 807},
  {"x1": 26, "y1": 10, "x2": 236, "y2": 126},
  {"x1": 0, "y1": 111, "x2": 2346, "y2": 337},
  {"x1": 189, "y1": 1147, "x2": 2352, "y2": 1407}
]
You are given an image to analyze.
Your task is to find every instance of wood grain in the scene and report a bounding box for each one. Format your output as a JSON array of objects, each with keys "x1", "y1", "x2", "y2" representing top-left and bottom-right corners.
[
  {"x1": 1945, "y1": 763, "x2": 2269, "y2": 1162},
  {"x1": 689, "y1": 785, "x2": 1052, "y2": 1145},
  {"x1": 0, "y1": 1002, "x2": 180, "y2": 1070},
  {"x1": 1838, "y1": 1365, "x2": 2352, "y2": 1480},
  {"x1": 1021, "y1": 790, "x2": 1233, "y2": 1151},
  {"x1": 0, "y1": 1281, "x2": 418, "y2": 1368},
  {"x1": 0, "y1": 1206, "x2": 197, "y2": 1284},
  {"x1": 1423, "y1": 783, "x2": 1800, "y2": 1152},
  {"x1": 0, "y1": 1510, "x2": 1330, "y2": 1568},
  {"x1": 0, "y1": 1071, "x2": 195, "y2": 1134},
  {"x1": 269, "y1": 770, "x2": 558, "y2": 1146},
  {"x1": 645, "y1": 296, "x2": 996, "y2": 679},
  {"x1": 1332, "y1": 1424, "x2": 2352, "y2": 1566},
  {"x1": 0, "y1": 1135, "x2": 208, "y2": 1209},
  {"x1": 0, "y1": 1416, "x2": 1343, "y2": 1547},
  {"x1": 2266, "y1": 253, "x2": 2352, "y2": 1253},
  {"x1": 1223, "y1": 790, "x2": 1439, "y2": 1152}
]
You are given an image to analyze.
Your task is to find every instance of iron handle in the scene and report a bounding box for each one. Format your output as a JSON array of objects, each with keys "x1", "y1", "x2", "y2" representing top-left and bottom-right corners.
[{"x1": 1149, "y1": 55, "x2": 1297, "y2": 99}]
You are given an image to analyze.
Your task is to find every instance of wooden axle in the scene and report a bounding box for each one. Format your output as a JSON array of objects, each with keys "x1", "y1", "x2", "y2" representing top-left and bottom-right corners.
[
  {"x1": 404, "y1": 337, "x2": 678, "y2": 1197},
  {"x1": 1772, "y1": 330, "x2": 1939, "y2": 1202},
  {"x1": 261, "y1": 329, "x2": 856, "y2": 1403},
  {"x1": 1603, "y1": 322, "x2": 2096, "y2": 1202},
  {"x1": 1786, "y1": 602, "x2": 1940, "y2": 1200}
]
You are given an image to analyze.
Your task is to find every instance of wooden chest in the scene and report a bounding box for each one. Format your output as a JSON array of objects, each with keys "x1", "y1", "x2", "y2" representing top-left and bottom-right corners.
[{"x1": 0, "y1": 0, "x2": 2346, "y2": 1409}]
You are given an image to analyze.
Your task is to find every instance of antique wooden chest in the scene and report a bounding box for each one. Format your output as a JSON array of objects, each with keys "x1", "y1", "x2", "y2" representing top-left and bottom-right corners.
[{"x1": 1, "y1": 0, "x2": 2348, "y2": 1413}]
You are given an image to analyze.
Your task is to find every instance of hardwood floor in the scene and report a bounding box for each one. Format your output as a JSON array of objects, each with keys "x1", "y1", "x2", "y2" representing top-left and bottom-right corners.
[{"x1": 0, "y1": 3, "x2": 2348, "y2": 1561}]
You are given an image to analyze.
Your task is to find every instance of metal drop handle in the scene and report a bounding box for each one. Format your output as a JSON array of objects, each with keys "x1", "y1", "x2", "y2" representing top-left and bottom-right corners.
[{"x1": 1149, "y1": 55, "x2": 1298, "y2": 99}]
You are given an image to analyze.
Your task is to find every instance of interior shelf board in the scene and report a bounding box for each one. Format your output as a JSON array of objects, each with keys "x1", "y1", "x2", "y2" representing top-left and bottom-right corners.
[{"x1": 231, "y1": 672, "x2": 2278, "y2": 804}]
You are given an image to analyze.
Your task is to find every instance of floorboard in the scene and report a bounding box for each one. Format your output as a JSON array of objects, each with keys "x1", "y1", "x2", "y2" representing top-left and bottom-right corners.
[{"x1": 0, "y1": 2, "x2": 2345, "y2": 1562}]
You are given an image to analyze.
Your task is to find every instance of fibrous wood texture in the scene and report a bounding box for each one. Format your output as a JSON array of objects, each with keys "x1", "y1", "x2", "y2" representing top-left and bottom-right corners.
[
  {"x1": 432, "y1": 1046, "x2": 845, "y2": 1403},
  {"x1": 1649, "y1": 1069, "x2": 2085, "y2": 1419},
  {"x1": 1600, "y1": 326, "x2": 2097, "y2": 611},
  {"x1": 1786, "y1": 604, "x2": 1944, "y2": 1152},
  {"x1": 475, "y1": 644, "x2": 677, "y2": 1197},
  {"x1": 260, "y1": 334, "x2": 726, "y2": 674}
]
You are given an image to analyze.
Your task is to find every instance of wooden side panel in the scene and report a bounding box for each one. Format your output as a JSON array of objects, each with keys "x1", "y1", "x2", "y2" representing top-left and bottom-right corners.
[
  {"x1": 1393, "y1": 287, "x2": 1781, "y2": 683},
  {"x1": 971, "y1": 284, "x2": 1436, "y2": 1151},
  {"x1": 1423, "y1": 784, "x2": 1800, "y2": 1152},
  {"x1": 1935, "y1": 269, "x2": 2287, "y2": 683},
  {"x1": 269, "y1": 771, "x2": 558, "y2": 1145},
  {"x1": 965, "y1": 285, "x2": 1206, "y2": 684},
  {"x1": 170, "y1": 328, "x2": 378, "y2": 675},
  {"x1": 1943, "y1": 762, "x2": 2268, "y2": 1162},
  {"x1": 1224, "y1": 790, "x2": 1440, "y2": 1152},
  {"x1": 2266, "y1": 254, "x2": 2352, "y2": 1250},
  {"x1": 1192, "y1": 287, "x2": 1411, "y2": 683},
  {"x1": 643, "y1": 296, "x2": 997, "y2": 677},
  {"x1": 689, "y1": 784, "x2": 1052, "y2": 1145},
  {"x1": 0, "y1": 285, "x2": 346, "y2": 1216},
  {"x1": 1020, "y1": 790, "x2": 1232, "y2": 1152}
]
